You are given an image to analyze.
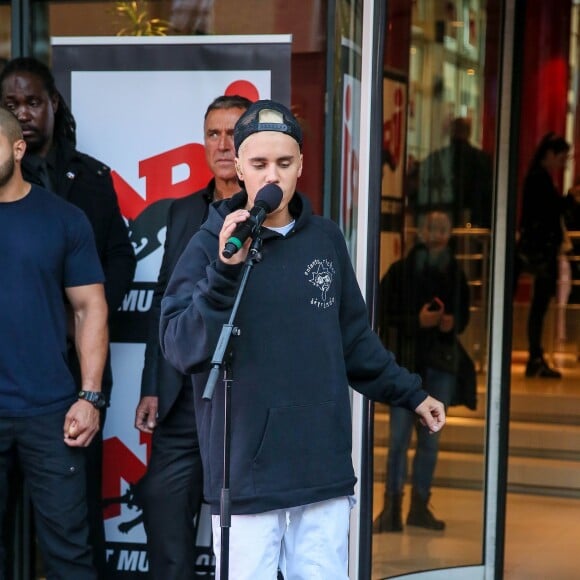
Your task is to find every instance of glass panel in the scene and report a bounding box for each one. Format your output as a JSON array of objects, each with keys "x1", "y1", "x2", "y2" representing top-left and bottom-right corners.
[
  {"x1": 0, "y1": 2, "x2": 10, "y2": 65},
  {"x1": 511, "y1": 2, "x2": 578, "y2": 372},
  {"x1": 326, "y1": 0, "x2": 363, "y2": 260},
  {"x1": 504, "y1": 3, "x2": 580, "y2": 577},
  {"x1": 372, "y1": 0, "x2": 500, "y2": 576}
]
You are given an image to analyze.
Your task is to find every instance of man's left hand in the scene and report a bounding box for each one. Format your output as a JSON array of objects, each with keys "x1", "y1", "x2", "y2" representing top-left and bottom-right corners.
[
  {"x1": 414, "y1": 395, "x2": 446, "y2": 434},
  {"x1": 63, "y1": 400, "x2": 100, "y2": 447}
]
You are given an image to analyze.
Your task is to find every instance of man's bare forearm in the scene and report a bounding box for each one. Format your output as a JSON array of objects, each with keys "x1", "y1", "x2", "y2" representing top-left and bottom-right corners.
[{"x1": 67, "y1": 284, "x2": 109, "y2": 393}]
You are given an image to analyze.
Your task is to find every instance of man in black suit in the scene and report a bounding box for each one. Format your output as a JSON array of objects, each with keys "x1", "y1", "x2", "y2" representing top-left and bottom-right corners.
[
  {"x1": 134, "y1": 94, "x2": 251, "y2": 579},
  {"x1": 0, "y1": 57, "x2": 136, "y2": 578}
]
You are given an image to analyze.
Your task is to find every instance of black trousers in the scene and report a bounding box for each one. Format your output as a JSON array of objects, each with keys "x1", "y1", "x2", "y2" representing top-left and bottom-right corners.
[
  {"x1": 0, "y1": 409, "x2": 96, "y2": 580},
  {"x1": 514, "y1": 254, "x2": 558, "y2": 359},
  {"x1": 85, "y1": 411, "x2": 107, "y2": 579},
  {"x1": 138, "y1": 384, "x2": 203, "y2": 580}
]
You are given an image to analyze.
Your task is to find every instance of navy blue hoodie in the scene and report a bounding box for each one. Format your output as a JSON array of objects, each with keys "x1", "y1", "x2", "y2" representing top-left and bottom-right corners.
[{"x1": 160, "y1": 191, "x2": 428, "y2": 515}]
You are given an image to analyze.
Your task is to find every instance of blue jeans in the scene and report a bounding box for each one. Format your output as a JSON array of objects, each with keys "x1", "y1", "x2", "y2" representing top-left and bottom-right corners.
[{"x1": 386, "y1": 367, "x2": 456, "y2": 499}]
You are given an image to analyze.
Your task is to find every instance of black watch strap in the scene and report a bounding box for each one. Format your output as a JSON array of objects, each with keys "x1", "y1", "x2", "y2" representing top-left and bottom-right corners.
[{"x1": 78, "y1": 390, "x2": 106, "y2": 409}]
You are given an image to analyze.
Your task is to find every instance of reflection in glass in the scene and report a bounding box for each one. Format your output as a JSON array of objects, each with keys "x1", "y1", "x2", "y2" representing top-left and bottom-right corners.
[
  {"x1": 373, "y1": 1, "x2": 496, "y2": 577},
  {"x1": 415, "y1": 116, "x2": 493, "y2": 229},
  {"x1": 0, "y1": 4, "x2": 10, "y2": 65},
  {"x1": 374, "y1": 210, "x2": 474, "y2": 533}
]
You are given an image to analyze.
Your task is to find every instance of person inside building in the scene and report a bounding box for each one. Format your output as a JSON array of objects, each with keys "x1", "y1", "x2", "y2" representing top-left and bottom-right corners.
[
  {"x1": 0, "y1": 106, "x2": 108, "y2": 579},
  {"x1": 416, "y1": 117, "x2": 493, "y2": 229},
  {"x1": 159, "y1": 99, "x2": 446, "y2": 579},
  {"x1": 0, "y1": 57, "x2": 136, "y2": 578},
  {"x1": 134, "y1": 94, "x2": 252, "y2": 579},
  {"x1": 373, "y1": 210, "x2": 476, "y2": 533},
  {"x1": 514, "y1": 132, "x2": 580, "y2": 378}
]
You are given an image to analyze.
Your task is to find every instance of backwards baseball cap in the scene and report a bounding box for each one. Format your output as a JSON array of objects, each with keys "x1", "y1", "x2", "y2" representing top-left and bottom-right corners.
[{"x1": 234, "y1": 99, "x2": 303, "y2": 154}]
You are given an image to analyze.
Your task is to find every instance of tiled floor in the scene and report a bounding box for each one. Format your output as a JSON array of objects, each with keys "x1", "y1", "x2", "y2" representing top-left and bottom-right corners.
[{"x1": 372, "y1": 358, "x2": 580, "y2": 579}]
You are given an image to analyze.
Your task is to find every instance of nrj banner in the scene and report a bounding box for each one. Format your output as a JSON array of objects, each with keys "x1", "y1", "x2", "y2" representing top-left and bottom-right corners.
[{"x1": 52, "y1": 35, "x2": 291, "y2": 578}]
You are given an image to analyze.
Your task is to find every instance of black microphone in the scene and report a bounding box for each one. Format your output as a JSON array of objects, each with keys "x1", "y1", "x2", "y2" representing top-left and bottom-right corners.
[{"x1": 222, "y1": 184, "x2": 283, "y2": 258}]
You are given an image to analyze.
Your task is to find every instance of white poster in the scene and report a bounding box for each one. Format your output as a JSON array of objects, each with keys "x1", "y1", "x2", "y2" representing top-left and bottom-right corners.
[{"x1": 52, "y1": 35, "x2": 291, "y2": 578}]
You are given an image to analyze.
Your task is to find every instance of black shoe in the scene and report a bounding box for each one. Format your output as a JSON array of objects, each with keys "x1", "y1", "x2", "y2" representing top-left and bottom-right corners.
[
  {"x1": 373, "y1": 493, "x2": 403, "y2": 533},
  {"x1": 525, "y1": 357, "x2": 562, "y2": 379},
  {"x1": 406, "y1": 490, "x2": 445, "y2": 531}
]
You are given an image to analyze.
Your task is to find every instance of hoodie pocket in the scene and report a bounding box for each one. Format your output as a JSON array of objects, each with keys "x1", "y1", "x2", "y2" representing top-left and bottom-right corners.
[{"x1": 252, "y1": 401, "x2": 353, "y2": 493}]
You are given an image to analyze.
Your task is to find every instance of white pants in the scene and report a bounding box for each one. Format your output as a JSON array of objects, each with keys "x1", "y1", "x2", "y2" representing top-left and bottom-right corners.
[{"x1": 211, "y1": 496, "x2": 352, "y2": 580}]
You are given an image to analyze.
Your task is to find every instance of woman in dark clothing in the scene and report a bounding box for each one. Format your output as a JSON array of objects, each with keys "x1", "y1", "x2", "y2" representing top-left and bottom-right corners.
[{"x1": 515, "y1": 133, "x2": 580, "y2": 378}]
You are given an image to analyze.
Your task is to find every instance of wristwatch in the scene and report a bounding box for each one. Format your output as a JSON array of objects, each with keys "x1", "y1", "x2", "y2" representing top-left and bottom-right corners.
[{"x1": 78, "y1": 390, "x2": 106, "y2": 409}]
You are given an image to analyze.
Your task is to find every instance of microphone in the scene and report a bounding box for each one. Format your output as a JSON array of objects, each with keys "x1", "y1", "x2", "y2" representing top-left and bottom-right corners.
[{"x1": 222, "y1": 184, "x2": 283, "y2": 258}]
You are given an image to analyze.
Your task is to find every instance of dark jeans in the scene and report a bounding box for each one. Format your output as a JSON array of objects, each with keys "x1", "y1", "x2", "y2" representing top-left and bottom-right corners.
[
  {"x1": 514, "y1": 254, "x2": 558, "y2": 359},
  {"x1": 137, "y1": 384, "x2": 203, "y2": 580},
  {"x1": 387, "y1": 368, "x2": 455, "y2": 499},
  {"x1": 0, "y1": 409, "x2": 96, "y2": 580}
]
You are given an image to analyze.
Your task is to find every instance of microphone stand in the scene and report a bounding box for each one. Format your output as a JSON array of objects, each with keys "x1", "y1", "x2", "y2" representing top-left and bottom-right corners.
[{"x1": 202, "y1": 234, "x2": 264, "y2": 580}]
